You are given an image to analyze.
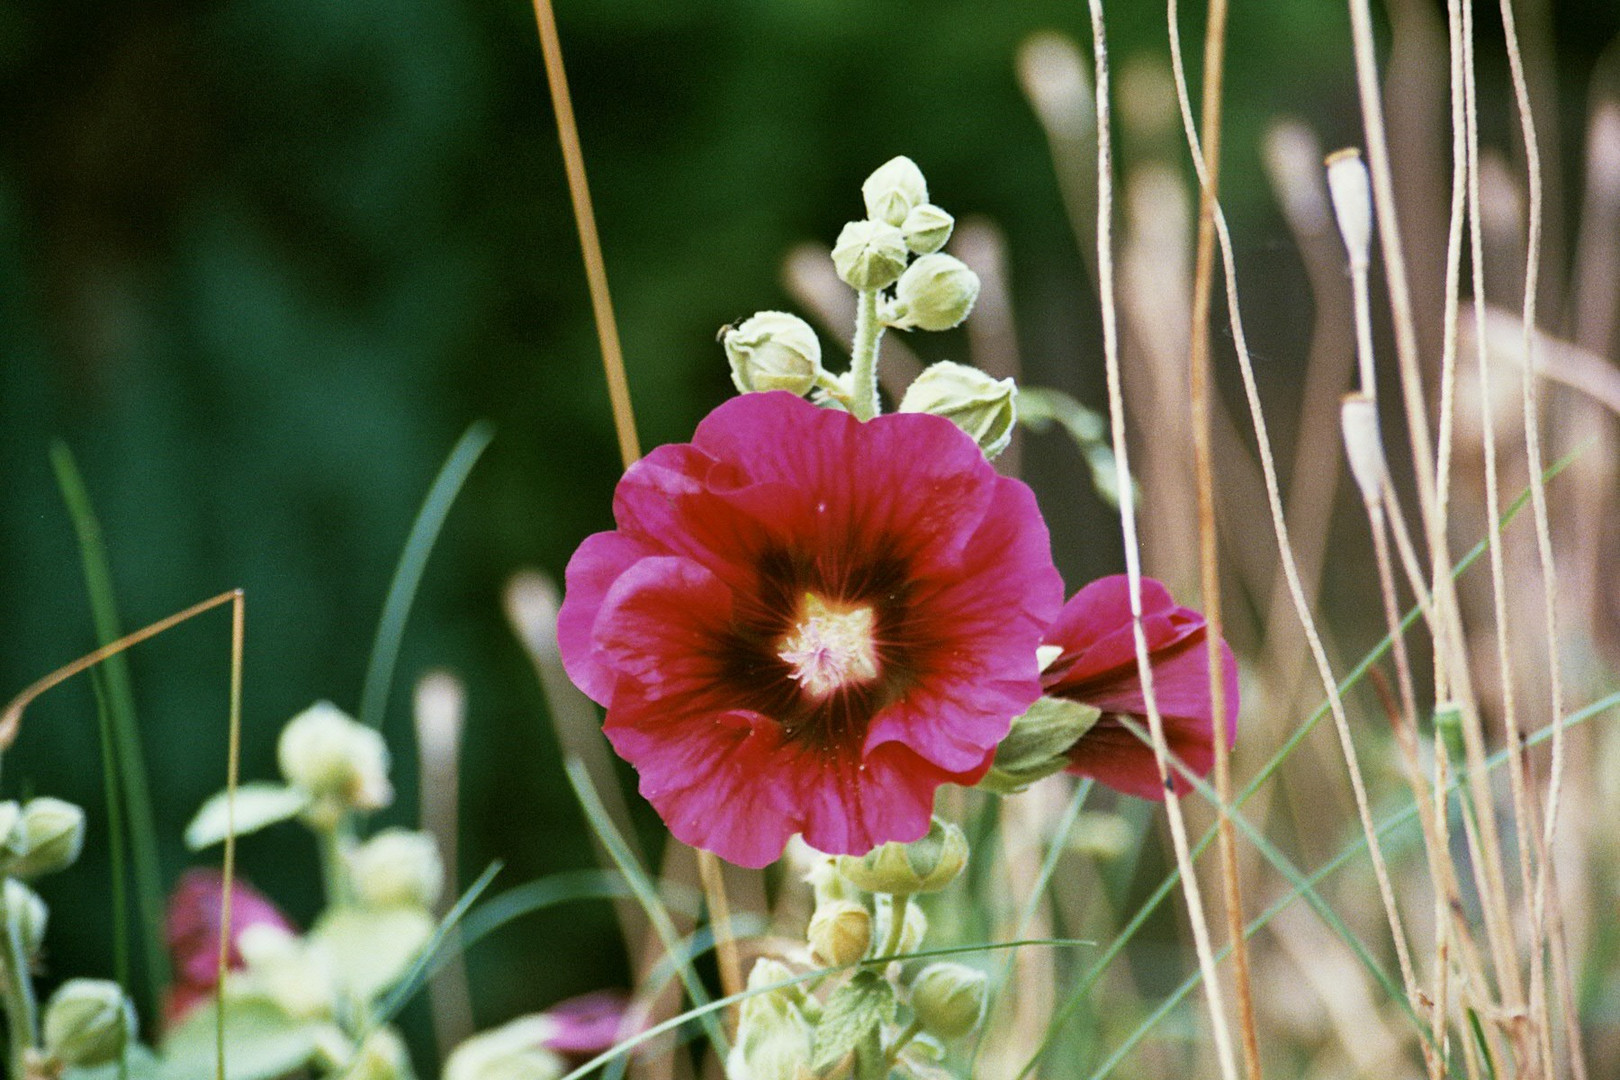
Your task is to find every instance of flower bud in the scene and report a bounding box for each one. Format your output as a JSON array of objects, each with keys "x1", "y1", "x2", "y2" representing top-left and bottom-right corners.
[
  {"x1": 445, "y1": 1016, "x2": 566, "y2": 1080},
  {"x1": 861, "y1": 156, "x2": 929, "y2": 227},
  {"x1": 888, "y1": 254, "x2": 980, "y2": 331},
  {"x1": 278, "y1": 702, "x2": 393, "y2": 821},
  {"x1": 3, "y1": 880, "x2": 47, "y2": 964},
  {"x1": 871, "y1": 893, "x2": 927, "y2": 956},
  {"x1": 10, "y1": 797, "x2": 86, "y2": 880},
  {"x1": 839, "y1": 817, "x2": 967, "y2": 896},
  {"x1": 730, "y1": 960, "x2": 814, "y2": 1080},
  {"x1": 0, "y1": 802, "x2": 25, "y2": 870},
  {"x1": 348, "y1": 828, "x2": 444, "y2": 910},
  {"x1": 724, "y1": 312, "x2": 825, "y2": 397},
  {"x1": 42, "y1": 979, "x2": 134, "y2": 1068},
  {"x1": 831, "y1": 220, "x2": 908, "y2": 291},
  {"x1": 900, "y1": 204, "x2": 954, "y2": 255},
  {"x1": 898, "y1": 361, "x2": 1016, "y2": 458},
  {"x1": 908, "y1": 963, "x2": 987, "y2": 1040},
  {"x1": 807, "y1": 900, "x2": 871, "y2": 968},
  {"x1": 342, "y1": 1027, "x2": 412, "y2": 1080},
  {"x1": 979, "y1": 696, "x2": 1102, "y2": 794}
]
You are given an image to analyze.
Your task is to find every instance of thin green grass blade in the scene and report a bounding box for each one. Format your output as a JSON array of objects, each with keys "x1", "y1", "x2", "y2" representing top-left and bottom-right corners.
[
  {"x1": 1468, "y1": 1008, "x2": 1499, "y2": 1080},
  {"x1": 50, "y1": 441, "x2": 171, "y2": 1014},
  {"x1": 372, "y1": 860, "x2": 503, "y2": 1026},
  {"x1": 458, "y1": 870, "x2": 701, "y2": 950},
  {"x1": 564, "y1": 758, "x2": 730, "y2": 1057},
  {"x1": 555, "y1": 937, "x2": 1093, "y2": 1080},
  {"x1": 1015, "y1": 456, "x2": 1576, "y2": 1078},
  {"x1": 1066, "y1": 692, "x2": 1620, "y2": 1080},
  {"x1": 358, "y1": 421, "x2": 496, "y2": 731},
  {"x1": 90, "y1": 679, "x2": 130, "y2": 990}
]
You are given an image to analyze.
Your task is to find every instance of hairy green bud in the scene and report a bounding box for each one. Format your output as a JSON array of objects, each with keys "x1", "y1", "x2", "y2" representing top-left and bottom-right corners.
[
  {"x1": 43, "y1": 979, "x2": 134, "y2": 1068},
  {"x1": 888, "y1": 254, "x2": 980, "y2": 331},
  {"x1": 724, "y1": 312, "x2": 825, "y2": 396},
  {"x1": 831, "y1": 220, "x2": 908, "y2": 291},
  {"x1": 908, "y1": 963, "x2": 987, "y2": 1040},
  {"x1": 861, "y1": 156, "x2": 929, "y2": 227},
  {"x1": 898, "y1": 361, "x2": 1016, "y2": 458}
]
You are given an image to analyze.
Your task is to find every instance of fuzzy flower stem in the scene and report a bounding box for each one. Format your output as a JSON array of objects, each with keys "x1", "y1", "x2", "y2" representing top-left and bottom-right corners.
[
  {"x1": 877, "y1": 893, "x2": 911, "y2": 961},
  {"x1": 883, "y1": 1018, "x2": 926, "y2": 1069},
  {"x1": 318, "y1": 818, "x2": 356, "y2": 908},
  {"x1": 848, "y1": 289, "x2": 885, "y2": 420},
  {"x1": 2, "y1": 896, "x2": 39, "y2": 1080}
]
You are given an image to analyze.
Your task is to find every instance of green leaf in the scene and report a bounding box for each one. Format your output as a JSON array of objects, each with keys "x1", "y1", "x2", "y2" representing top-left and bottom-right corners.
[
  {"x1": 812, "y1": 971, "x2": 896, "y2": 1072},
  {"x1": 183, "y1": 785, "x2": 310, "y2": 851},
  {"x1": 310, "y1": 906, "x2": 434, "y2": 1003},
  {"x1": 159, "y1": 995, "x2": 323, "y2": 1080}
]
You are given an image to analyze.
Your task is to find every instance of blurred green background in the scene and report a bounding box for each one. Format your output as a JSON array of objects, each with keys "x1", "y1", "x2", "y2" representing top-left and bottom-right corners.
[{"x1": 0, "y1": 0, "x2": 1614, "y2": 1060}]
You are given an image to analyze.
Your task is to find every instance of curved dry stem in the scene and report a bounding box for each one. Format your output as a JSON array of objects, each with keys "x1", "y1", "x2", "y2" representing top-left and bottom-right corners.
[{"x1": 1092, "y1": 4, "x2": 1239, "y2": 1077}]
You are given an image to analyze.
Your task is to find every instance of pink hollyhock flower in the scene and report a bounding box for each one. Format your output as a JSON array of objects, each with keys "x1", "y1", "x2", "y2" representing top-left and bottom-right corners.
[
  {"x1": 560, "y1": 391, "x2": 1062, "y2": 867},
  {"x1": 164, "y1": 869, "x2": 295, "y2": 1026},
  {"x1": 538, "y1": 990, "x2": 632, "y2": 1058},
  {"x1": 1041, "y1": 575, "x2": 1238, "y2": 800}
]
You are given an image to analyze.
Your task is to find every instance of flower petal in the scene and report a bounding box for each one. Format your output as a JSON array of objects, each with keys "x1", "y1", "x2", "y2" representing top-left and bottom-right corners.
[{"x1": 559, "y1": 531, "x2": 664, "y2": 705}]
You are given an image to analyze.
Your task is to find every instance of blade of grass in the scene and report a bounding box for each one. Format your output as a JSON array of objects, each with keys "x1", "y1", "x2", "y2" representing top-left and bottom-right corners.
[
  {"x1": 358, "y1": 421, "x2": 496, "y2": 732},
  {"x1": 563, "y1": 758, "x2": 730, "y2": 1058},
  {"x1": 371, "y1": 861, "x2": 504, "y2": 1026},
  {"x1": 50, "y1": 441, "x2": 171, "y2": 1015},
  {"x1": 1072, "y1": 690, "x2": 1620, "y2": 1080},
  {"x1": 459, "y1": 871, "x2": 702, "y2": 950},
  {"x1": 90, "y1": 679, "x2": 131, "y2": 1009}
]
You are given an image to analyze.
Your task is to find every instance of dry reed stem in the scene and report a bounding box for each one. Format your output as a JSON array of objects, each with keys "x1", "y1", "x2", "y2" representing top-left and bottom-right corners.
[
  {"x1": 530, "y1": 0, "x2": 639, "y2": 468},
  {"x1": 1089, "y1": 4, "x2": 1240, "y2": 1076},
  {"x1": 1168, "y1": 0, "x2": 1423, "y2": 1029},
  {"x1": 528, "y1": 1, "x2": 745, "y2": 1036},
  {"x1": 1183, "y1": 0, "x2": 1261, "y2": 1072},
  {"x1": 1460, "y1": 4, "x2": 1546, "y2": 1045},
  {"x1": 1497, "y1": 3, "x2": 1573, "y2": 1070}
]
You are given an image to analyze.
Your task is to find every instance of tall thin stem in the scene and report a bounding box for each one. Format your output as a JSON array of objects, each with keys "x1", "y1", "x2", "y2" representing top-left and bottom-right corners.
[
  {"x1": 1092, "y1": 4, "x2": 1239, "y2": 1077},
  {"x1": 1185, "y1": 0, "x2": 1260, "y2": 1074}
]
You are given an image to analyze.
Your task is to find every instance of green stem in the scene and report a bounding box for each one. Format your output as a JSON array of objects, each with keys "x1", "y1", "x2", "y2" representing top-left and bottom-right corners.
[
  {"x1": 2, "y1": 891, "x2": 39, "y2": 1080},
  {"x1": 848, "y1": 289, "x2": 885, "y2": 420},
  {"x1": 878, "y1": 894, "x2": 910, "y2": 961},
  {"x1": 317, "y1": 817, "x2": 356, "y2": 908},
  {"x1": 883, "y1": 1018, "x2": 924, "y2": 1069}
]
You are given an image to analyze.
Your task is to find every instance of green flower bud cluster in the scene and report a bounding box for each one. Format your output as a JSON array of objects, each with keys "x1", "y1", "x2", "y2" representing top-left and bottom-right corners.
[
  {"x1": 837, "y1": 156, "x2": 977, "y2": 329},
  {"x1": 721, "y1": 156, "x2": 995, "y2": 434}
]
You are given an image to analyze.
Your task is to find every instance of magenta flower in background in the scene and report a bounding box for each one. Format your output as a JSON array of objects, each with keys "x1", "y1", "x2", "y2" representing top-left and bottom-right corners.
[
  {"x1": 559, "y1": 391, "x2": 1062, "y2": 867},
  {"x1": 538, "y1": 990, "x2": 632, "y2": 1058},
  {"x1": 1041, "y1": 575, "x2": 1239, "y2": 800},
  {"x1": 164, "y1": 869, "x2": 295, "y2": 1026}
]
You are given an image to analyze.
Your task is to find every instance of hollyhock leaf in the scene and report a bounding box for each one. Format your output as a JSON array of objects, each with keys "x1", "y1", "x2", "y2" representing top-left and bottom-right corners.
[
  {"x1": 183, "y1": 784, "x2": 310, "y2": 851},
  {"x1": 309, "y1": 906, "x2": 434, "y2": 1003},
  {"x1": 812, "y1": 971, "x2": 896, "y2": 1071},
  {"x1": 561, "y1": 392, "x2": 1061, "y2": 866},
  {"x1": 159, "y1": 994, "x2": 322, "y2": 1080}
]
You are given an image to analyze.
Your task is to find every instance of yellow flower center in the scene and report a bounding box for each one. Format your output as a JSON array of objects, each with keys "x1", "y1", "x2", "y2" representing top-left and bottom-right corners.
[{"x1": 777, "y1": 593, "x2": 880, "y2": 700}]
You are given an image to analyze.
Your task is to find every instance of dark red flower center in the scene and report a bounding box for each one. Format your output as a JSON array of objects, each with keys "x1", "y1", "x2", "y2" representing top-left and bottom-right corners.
[{"x1": 714, "y1": 543, "x2": 929, "y2": 754}]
